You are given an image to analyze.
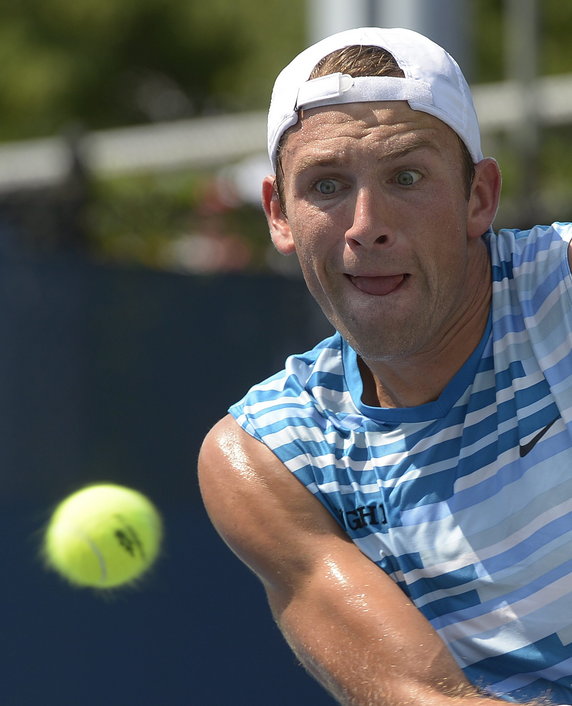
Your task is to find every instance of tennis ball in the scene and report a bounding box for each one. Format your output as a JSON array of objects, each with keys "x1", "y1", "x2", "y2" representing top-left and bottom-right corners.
[{"x1": 43, "y1": 483, "x2": 163, "y2": 589}]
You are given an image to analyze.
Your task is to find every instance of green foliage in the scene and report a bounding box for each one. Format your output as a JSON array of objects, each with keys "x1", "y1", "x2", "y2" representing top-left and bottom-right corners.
[
  {"x1": 474, "y1": 0, "x2": 572, "y2": 82},
  {"x1": 0, "y1": 0, "x2": 306, "y2": 270},
  {"x1": 541, "y1": 0, "x2": 572, "y2": 74},
  {"x1": 473, "y1": 0, "x2": 504, "y2": 83},
  {"x1": 2, "y1": 2, "x2": 572, "y2": 268},
  {"x1": 87, "y1": 169, "x2": 271, "y2": 272},
  {"x1": 0, "y1": 0, "x2": 305, "y2": 141}
]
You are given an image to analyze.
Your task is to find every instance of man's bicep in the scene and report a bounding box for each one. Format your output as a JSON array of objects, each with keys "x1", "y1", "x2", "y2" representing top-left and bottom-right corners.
[
  {"x1": 198, "y1": 416, "x2": 478, "y2": 704},
  {"x1": 197, "y1": 414, "x2": 342, "y2": 582}
]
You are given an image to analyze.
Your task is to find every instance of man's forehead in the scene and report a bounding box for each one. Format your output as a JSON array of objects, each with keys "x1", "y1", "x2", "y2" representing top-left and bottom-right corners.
[{"x1": 282, "y1": 100, "x2": 454, "y2": 157}]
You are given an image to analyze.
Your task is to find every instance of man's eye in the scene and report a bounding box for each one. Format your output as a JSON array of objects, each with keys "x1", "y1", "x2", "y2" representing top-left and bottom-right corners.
[
  {"x1": 314, "y1": 179, "x2": 338, "y2": 195},
  {"x1": 396, "y1": 170, "x2": 421, "y2": 186}
]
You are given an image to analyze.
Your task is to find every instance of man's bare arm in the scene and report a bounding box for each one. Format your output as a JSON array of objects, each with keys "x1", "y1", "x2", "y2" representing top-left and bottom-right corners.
[{"x1": 198, "y1": 415, "x2": 546, "y2": 706}]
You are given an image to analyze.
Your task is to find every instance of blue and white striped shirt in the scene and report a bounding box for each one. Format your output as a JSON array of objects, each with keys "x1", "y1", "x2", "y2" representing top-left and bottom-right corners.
[{"x1": 230, "y1": 224, "x2": 572, "y2": 704}]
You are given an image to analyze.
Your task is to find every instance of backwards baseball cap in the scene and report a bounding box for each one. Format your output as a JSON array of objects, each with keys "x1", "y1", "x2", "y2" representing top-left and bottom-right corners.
[{"x1": 267, "y1": 27, "x2": 483, "y2": 171}]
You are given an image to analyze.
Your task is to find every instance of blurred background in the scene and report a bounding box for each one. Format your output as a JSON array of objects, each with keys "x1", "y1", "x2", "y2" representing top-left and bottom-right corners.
[{"x1": 1, "y1": 1, "x2": 571, "y2": 704}]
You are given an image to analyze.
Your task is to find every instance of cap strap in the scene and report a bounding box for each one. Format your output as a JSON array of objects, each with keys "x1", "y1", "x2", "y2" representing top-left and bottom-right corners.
[{"x1": 296, "y1": 73, "x2": 433, "y2": 110}]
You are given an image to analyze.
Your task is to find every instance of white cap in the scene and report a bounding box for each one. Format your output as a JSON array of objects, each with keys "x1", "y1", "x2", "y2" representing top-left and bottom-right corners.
[{"x1": 267, "y1": 27, "x2": 483, "y2": 171}]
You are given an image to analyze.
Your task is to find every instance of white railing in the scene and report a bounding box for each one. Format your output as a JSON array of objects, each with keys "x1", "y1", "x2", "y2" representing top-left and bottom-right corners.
[{"x1": 0, "y1": 75, "x2": 571, "y2": 193}]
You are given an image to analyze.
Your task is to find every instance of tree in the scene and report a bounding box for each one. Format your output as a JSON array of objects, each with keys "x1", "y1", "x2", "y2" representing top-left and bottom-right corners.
[{"x1": 0, "y1": 0, "x2": 305, "y2": 141}]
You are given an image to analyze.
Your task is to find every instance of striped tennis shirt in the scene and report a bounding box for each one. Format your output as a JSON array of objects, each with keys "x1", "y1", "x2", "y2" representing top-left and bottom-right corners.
[{"x1": 230, "y1": 223, "x2": 572, "y2": 704}]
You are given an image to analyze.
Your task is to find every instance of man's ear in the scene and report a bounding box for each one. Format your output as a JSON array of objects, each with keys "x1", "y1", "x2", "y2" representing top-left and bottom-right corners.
[
  {"x1": 467, "y1": 158, "x2": 502, "y2": 240},
  {"x1": 262, "y1": 176, "x2": 296, "y2": 255}
]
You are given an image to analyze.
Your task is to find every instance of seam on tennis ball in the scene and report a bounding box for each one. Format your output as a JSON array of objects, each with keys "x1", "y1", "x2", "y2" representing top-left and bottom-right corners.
[{"x1": 78, "y1": 530, "x2": 107, "y2": 584}]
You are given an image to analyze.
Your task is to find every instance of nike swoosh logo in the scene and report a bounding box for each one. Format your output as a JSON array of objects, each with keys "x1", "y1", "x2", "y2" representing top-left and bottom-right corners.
[{"x1": 519, "y1": 417, "x2": 558, "y2": 457}]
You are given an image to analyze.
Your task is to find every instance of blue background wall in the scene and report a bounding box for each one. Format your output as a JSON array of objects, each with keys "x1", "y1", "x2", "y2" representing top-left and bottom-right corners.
[{"x1": 0, "y1": 252, "x2": 337, "y2": 706}]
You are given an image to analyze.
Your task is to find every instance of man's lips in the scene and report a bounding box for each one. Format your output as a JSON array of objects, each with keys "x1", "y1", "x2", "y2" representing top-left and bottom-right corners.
[{"x1": 348, "y1": 274, "x2": 406, "y2": 296}]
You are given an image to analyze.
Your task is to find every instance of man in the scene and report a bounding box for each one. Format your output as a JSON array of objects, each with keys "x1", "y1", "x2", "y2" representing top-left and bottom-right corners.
[{"x1": 198, "y1": 27, "x2": 572, "y2": 705}]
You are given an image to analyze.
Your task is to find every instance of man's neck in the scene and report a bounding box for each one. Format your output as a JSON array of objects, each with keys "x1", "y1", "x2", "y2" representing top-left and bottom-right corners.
[{"x1": 359, "y1": 256, "x2": 492, "y2": 409}]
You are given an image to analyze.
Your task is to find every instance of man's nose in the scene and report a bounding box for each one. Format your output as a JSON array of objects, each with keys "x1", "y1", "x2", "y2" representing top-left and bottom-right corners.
[{"x1": 344, "y1": 188, "x2": 392, "y2": 249}]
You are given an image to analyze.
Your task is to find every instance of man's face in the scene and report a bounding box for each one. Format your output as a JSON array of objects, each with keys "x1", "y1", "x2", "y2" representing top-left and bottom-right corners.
[{"x1": 266, "y1": 100, "x2": 492, "y2": 364}]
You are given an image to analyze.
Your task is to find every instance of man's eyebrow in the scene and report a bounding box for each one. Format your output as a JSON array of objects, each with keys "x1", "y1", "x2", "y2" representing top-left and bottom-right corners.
[
  {"x1": 302, "y1": 154, "x2": 341, "y2": 167},
  {"x1": 290, "y1": 154, "x2": 344, "y2": 175},
  {"x1": 381, "y1": 136, "x2": 439, "y2": 160},
  {"x1": 291, "y1": 137, "x2": 440, "y2": 174}
]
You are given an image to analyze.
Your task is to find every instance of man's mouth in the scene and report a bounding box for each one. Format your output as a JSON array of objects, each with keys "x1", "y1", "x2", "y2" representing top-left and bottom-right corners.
[{"x1": 348, "y1": 274, "x2": 406, "y2": 296}]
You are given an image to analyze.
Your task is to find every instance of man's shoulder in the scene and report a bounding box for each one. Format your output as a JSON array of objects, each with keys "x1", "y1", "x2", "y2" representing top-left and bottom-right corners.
[
  {"x1": 490, "y1": 222, "x2": 572, "y2": 255},
  {"x1": 487, "y1": 222, "x2": 572, "y2": 283},
  {"x1": 230, "y1": 331, "x2": 345, "y2": 413},
  {"x1": 226, "y1": 330, "x2": 364, "y2": 462},
  {"x1": 488, "y1": 221, "x2": 572, "y2": 373}
]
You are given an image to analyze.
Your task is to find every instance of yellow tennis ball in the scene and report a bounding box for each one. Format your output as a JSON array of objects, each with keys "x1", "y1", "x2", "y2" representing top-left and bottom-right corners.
[{"x1": 43, "y1": 483, "x2": 163, "y2": 589}]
